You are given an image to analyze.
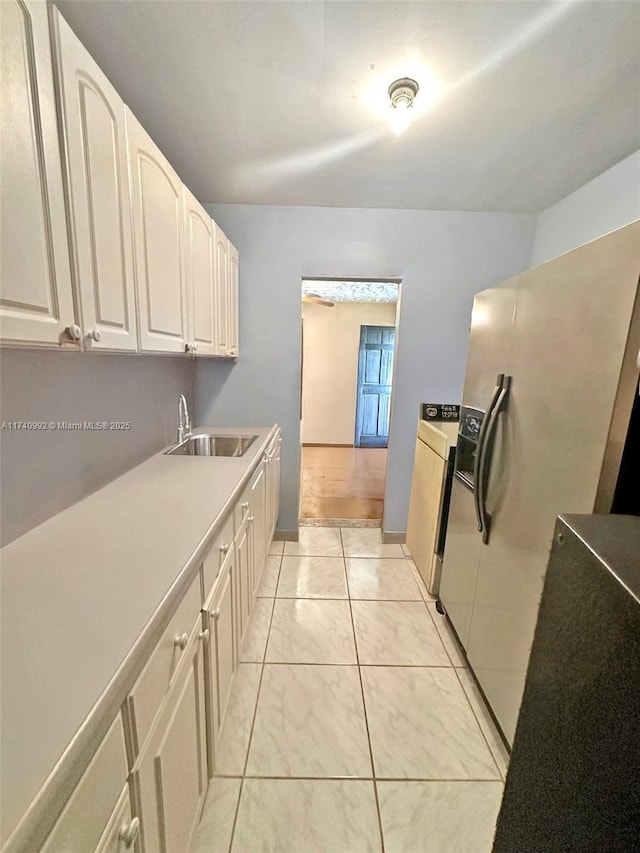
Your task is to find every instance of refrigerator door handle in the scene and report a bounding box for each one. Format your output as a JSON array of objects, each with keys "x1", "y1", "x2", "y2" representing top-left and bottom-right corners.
[
  {"x1": 478, "y1": 375, "x2": 512, "y2": 544},
  {"x1": 473, "y1": 374, "x2": 504, "y2": 532}
]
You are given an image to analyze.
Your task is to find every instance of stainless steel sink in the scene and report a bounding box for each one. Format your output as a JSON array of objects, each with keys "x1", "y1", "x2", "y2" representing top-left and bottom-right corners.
[{"x1": 166, "y1": 434, "x2": 258, "y2": 457}]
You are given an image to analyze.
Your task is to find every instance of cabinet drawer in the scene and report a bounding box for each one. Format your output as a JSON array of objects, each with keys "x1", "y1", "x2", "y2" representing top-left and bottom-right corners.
[
  {"x1": 125, "y1": 570, "x2": 202, "y2": 755},
  {"x1": 41, "y1": 716, "x2": 128, "y2": 853},
  {"x1": 202, "y1": 512, "x2": 234, "y2": 598}
]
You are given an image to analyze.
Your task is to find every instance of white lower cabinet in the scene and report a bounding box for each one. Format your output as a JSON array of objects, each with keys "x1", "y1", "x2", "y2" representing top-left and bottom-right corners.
[
  {"x1": 129, "y1": 623, "x2": 207, "y2": 853},
  {"x1": 235, "y1": 513, "x2": 253, "y2": 644},
  {"x1": 40, "y1": 716, "x2": 132, "y2": 853},
  {"x1": 33, "y1": 440, "x2": 279, "y2": 853},
  {"x1": 201, "y1": 545, "x2": 237, "y2": 777},
  {"x1": 248, "y1": 462, "x2": 267, "y2": 590},
  {"x1": 94, "y1": 787, "x2": 137, "y2": 853},
  {"x1": 265, "y1": 430, "x2": 282, "y2": 541}
]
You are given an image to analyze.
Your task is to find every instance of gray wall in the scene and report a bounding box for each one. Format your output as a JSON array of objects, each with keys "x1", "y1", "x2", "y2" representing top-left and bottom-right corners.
[
  {"x1": 530, "y1": 149, "x2": 640, "y2": 266},
  {"x1": 196, "y1": 204, "x2": 536, "y2": 534},
  {"x1": 0, "y1": 350, "x2": 193, "y2": 545}
]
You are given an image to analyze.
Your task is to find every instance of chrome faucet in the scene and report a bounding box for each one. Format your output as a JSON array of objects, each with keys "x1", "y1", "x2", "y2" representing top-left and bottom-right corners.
[{"x1": 177, "y1": 394, "x2": 192, "y2": 444}]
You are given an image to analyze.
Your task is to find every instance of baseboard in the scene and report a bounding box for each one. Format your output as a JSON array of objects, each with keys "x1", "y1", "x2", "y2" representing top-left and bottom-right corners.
[
  {"x1": 382, "y1": 530, "x2": 406, "y2": 544},
  {"x1": 274, "y1": 529, "x2": 299, "y2": 542},
  {"x1": 300, "y1": 518, "x2": 381, "y2": 528},
  {"x1": 301, "y1": 443, "x2": 354, "y2": 448}
]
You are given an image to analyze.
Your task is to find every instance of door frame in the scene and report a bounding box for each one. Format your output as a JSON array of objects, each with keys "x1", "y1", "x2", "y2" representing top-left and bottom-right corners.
[{"x1": 298, "y1": 278, "x2": 402, "y2": 523}]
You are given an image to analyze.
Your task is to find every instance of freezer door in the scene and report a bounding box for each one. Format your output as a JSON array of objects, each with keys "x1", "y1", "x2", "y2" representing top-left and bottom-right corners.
[
  {"x1": 438, "y1": 478, "x2": 482, "y2": 650},
  {"x1": 460, "y1": 282, "x2": 519, "y2": 410},
  {"x1": 466, "y1": 220, "x2": 640, "y2": 745},
  {"x1": 439, "y1": 283, "x2": 517, "y2": 647}
]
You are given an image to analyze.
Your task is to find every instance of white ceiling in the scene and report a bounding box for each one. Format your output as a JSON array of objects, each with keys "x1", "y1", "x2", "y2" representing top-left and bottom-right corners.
[
  {"x1": 303, "y1": 281, "x2": 399, "y2": 303},
  {"x1": 55, "y1": 0, "x2": 640, "y2": 213}
]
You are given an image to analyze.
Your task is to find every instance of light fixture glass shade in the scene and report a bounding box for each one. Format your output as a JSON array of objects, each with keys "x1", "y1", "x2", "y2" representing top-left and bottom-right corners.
[{"x1": 388, "y1": 77, "x2": 419, "y2": 133}]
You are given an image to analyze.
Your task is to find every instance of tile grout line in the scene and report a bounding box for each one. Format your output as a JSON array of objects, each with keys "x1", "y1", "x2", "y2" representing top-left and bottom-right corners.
[
  {"x1": 216, "y1": 774, "x2": 504, "y2": 783},
  {"x1": 419, "y1": 598, "x2": 503, "y2": 776},
  {"x1": 421, "y1": 594, "x2": 504, "y2": 781},
  {"x1": 451, "y1": 665, "x2": 505, "y2": 782},
  {"x1": 340, "y1": 527, "x2": 386, "y2": 853},
  {"x1": 227, "y1": 549, "x2": 284, "y2": 852}
]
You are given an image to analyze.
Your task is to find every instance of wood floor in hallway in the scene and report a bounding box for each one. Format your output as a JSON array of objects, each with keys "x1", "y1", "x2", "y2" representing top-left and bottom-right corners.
[{"x1": 300, "y1": 445, "x2": 387, "y2": 521}]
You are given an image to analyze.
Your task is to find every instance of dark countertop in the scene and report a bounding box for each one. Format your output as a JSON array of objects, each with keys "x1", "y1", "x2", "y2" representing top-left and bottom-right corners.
[{"x1": 559, "y1": 513, "x2": 640, "y2": 604}]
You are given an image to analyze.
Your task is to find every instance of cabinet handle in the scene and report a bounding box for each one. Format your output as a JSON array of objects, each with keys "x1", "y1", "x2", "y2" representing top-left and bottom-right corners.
[
  {"x1": 199, "y1": 628, "x2": 210, "y2": 644},
  {"x1": 87, "y1": 329, "x2": 101, "y2": 343},
  {"x1": 64, "y1": 324, "x2": 82, "y2": 342},
  {"x1": 119, "y1": 816, "x2": 140, "y2": 848},
  {"x1": 174, "y1": 632, "x2": 189, "y2": 650},
  {"x1": 210, "y1": 608, "x2": 220, "y2": 621},
  {"x1": 220, "y1": 543, "x2": 230, "y2": 555}
]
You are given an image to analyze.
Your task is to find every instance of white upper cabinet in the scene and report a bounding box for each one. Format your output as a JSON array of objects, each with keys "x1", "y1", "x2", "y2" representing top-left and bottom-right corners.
[
  {"x1": 52, "y1": 10, "x2": 138, "y2": 352},
  {"x1": 212, "y1": 226, "x2": 240, "y2": 358},
  {"x1": 0, "y1": 0, "x2": 77, "y2": 347},
  {"x1": 183, "y1": 189, "x2": 216, "y2": 356},
  {"x1": 126, "y1": 107, "x2": 188, "y2": 353},
  {"x1": 213, "y1": 225, "x2": 229, "y2": 356},
  {"x1": 227, "y1": 240, "x2": 239, "y2": 356}
]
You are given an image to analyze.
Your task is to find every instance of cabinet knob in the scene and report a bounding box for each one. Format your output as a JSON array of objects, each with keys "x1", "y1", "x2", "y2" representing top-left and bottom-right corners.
[
  {"x1": 174, "y1": 632, "x2": 189, "y2": 650},
  {"x1": 220, "y1": 543, "x2": 230, "y2": 555},
  {"x1": 199, "y1": 628, "x2": 210, "y2": 644},
  {"x1": 87, "y1": 329, "x2": 101, "y2": 342},
  {"x1": 248, "y1": 515, "x2": 254, "y2": 523},
  {"x1": 64, "y1": 324, "x2": 82, "y2": 342},
  {"x1": 119, "y1": 816, "x2": 140, "y2": 848},
  {"x1": 210, "y1": 608, "x2": 220, "y2": 621},
  {"x1": 185, "y1": 342, "x2": 197, "y2": 354},
  {"x1": 242, "y1": 501, "x2": 249, "y2": 509}
]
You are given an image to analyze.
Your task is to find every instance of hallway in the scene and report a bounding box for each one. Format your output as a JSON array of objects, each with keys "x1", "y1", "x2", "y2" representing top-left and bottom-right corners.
[
  {"x1": 192, "y1": 527, "x2": 508, "y2": 852},
  {"x1": 300, "y1": 447, "x2": 388, "y2": 521}
]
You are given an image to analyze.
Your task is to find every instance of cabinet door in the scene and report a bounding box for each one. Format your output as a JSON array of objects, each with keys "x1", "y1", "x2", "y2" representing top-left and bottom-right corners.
[
  {"x1": 249, "y1": 462, "x2": 267, "y2": 589},
  {"x1": 131, "y1": 627, "x2": 207, "y2": 853},
  {"x1": 235, "y1": 515, "x2": 252, "y2": 642},
  {"x1": 184, "y1": 188, "x2": 216, "y2": 355},
  {"x1": 40, "y1": 716, "x2": 129, "y2": 853},
  {"x1": 52, "y1": 10, "x2": 138, "y2": 352},
  {"x1": 202, "y1": 545, "x2": 237, "y2": 776},
  {"x1": 213, "y1": 225, "x2": 229, "y2": 356},
  {"x1": 94, "y1": 787, "x2": 138, "y2": 853},
  {"x1": 0, "y1": 0, "x2": 77, "y2": 347},
  {"x1": 227, "y1": 239, "x2": 239, "y2": 356},
  {"x1": 126, "y1": 108, "x2": 187, "y2": 353},
  {"x1": 267, "y1": 432, "x2": 282, "y2": 541}
]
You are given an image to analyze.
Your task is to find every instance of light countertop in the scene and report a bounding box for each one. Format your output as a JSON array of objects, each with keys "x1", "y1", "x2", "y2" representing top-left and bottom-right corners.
[{"x1": 0, "y1": 425, "x2": 277, "y2": 850}]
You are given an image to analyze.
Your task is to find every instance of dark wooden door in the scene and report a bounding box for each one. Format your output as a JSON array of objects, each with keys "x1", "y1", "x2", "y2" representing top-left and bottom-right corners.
[{"x1": 355, "y1": 325, "x2": 395, "y2": 448}]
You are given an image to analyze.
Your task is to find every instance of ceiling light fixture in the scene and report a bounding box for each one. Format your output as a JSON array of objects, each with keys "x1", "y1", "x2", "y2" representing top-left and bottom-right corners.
[{"x1": 388, "y1": 77, "x2": 419, "y2": 133}]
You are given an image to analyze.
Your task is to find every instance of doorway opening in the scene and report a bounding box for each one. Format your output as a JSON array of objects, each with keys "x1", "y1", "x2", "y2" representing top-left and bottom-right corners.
[{"x1": 299, "y1": 279, "x2": 400, "y2": 527}]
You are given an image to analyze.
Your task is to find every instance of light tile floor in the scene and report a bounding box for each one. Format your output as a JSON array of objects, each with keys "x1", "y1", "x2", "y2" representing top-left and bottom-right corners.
[{"x1": 192, "y1": 527, "x2": 508, "y2": 853}]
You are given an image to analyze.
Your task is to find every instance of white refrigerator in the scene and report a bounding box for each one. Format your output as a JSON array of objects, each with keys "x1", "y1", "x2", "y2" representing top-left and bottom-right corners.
[{"x1": 439, "y1": 220, "x2": 640, "y2": 745}]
